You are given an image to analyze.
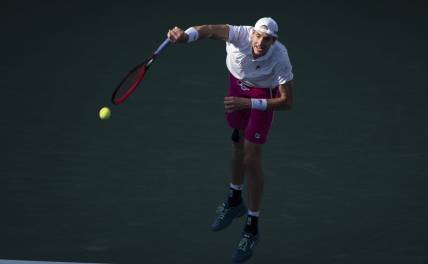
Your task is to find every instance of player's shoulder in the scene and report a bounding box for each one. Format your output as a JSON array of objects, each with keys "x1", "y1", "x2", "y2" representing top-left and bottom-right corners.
[
  {"x1": 271, "y1": 41, "x2": 292, "y2": 69},
  {"x1": 272, "y1": 41, "x2": 290, "y2": 61},
  {"x1": 273, "y1": 41, "x2": 289, "y2": 55}
]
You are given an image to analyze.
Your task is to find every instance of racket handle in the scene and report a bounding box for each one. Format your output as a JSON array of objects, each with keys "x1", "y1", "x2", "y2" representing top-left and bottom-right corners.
[{"x1": 154, "y1": 38, "x2": 171, "y2": 55}]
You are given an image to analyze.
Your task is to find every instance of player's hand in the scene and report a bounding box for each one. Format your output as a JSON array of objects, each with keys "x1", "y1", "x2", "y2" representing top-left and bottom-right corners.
[
  {"x1": 224, "y1": 96, "x2": 251, "y2": 113},
  {"x1": 167, "y1": 26, "x2": 188, "y2": 43}
]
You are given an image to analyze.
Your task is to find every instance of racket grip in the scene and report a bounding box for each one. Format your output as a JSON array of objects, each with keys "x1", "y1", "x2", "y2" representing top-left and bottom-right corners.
[{"x1": 154, "y1": 38, "x2": 171, "y2": 55}]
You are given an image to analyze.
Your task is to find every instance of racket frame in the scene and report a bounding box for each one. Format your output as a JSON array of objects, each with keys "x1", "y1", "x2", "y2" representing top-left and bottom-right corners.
[{"x1": 111, "y1": 39, "x2": 170, "y2": 105}]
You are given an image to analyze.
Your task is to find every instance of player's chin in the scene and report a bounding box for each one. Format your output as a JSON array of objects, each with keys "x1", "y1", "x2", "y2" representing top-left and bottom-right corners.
[{"x1": 253, "y1": 47, "x2": 265, "y2": 55}]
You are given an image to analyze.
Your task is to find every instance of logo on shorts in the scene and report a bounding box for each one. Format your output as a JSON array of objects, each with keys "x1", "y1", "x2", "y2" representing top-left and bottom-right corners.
[
  {"x1": 254, "y1": 133, "x2": 261, "y2": 139},
  {"x1": 238, "y1": 81, "x2": 250, "y2": 91}
]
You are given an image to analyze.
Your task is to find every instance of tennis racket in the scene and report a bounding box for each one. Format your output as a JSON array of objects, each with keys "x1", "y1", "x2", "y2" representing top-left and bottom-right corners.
[{"x1": 111, "y1": 38, "x2": 171, "y2": 105}]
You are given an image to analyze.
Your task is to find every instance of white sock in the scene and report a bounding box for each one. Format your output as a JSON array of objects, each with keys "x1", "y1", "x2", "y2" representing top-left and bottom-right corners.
[
  {"x1": 248, "y1": 210, "x2": 260, "y2": 217},
  {"x1": 230, "y1": 183, "x2": 243, "y2": 191}
]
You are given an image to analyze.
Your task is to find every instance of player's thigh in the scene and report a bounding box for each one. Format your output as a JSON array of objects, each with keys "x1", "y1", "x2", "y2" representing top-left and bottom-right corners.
[{"x1": 244, "y1": 110, "x2": 274, "y2": 144}]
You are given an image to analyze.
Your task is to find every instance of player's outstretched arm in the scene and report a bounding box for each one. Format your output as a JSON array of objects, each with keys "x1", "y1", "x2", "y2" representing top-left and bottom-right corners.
[{"x1": 167, "y1": 25, "x2": 229, "y2": 43}]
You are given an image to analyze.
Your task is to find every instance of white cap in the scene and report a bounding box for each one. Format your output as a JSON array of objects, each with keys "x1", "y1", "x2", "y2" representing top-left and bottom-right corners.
[{"x1": 254, "y1": 17, "x2": 278, "y2": 38}]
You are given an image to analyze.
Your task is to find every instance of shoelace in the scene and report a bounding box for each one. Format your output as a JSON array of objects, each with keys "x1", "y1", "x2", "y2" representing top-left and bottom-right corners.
[
  {"x1": 216, "y1": 203, "x2": 230, "y2": 220},
  {"x1": 238, "y1": 234, "x2": 256, "y2": 252},
  {"x1": 237, "y1": 236, "x2": 249, "y2": 251}
]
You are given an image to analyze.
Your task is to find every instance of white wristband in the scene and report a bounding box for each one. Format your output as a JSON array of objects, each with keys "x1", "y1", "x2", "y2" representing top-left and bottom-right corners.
[
  {"x1": 251, "y1": 98, "x2": 268, "y2": 111},
  {"x1": 184, "y1": 27, "x2": 199, "y2": 43}
]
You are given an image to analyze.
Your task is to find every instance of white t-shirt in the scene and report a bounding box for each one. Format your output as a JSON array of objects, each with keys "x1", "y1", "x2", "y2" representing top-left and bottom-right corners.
[{"x1": 226, "y1": 25, "x2": 294, "y2": 88}]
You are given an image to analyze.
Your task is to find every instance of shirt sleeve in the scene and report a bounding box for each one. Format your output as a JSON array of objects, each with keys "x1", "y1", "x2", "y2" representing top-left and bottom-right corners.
[
  {"x1": 277, "y1": 69, "x2": 293, "y2": 85},
  {"x1": 227, "y1": 25, "x2": 251, "y2": 45},
  {"x1": 275, "y1": 52, "x2": 294, "y2": 85}
]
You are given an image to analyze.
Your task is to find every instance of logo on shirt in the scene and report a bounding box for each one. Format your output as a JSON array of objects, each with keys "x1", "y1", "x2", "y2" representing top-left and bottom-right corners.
[{"x1": 254, "y1": 133, "x2": 261, "y2": 139}]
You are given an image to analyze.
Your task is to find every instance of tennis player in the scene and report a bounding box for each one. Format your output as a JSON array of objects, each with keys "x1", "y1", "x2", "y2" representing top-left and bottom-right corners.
[{"x1": 167, "y1": 17, "x2": 294, "y2": 263}]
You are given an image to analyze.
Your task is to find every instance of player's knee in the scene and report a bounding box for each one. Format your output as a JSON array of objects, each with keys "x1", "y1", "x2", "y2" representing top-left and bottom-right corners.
[
  {"x1": 231, "y1": 128, "x2": 240, "y2": 143},
  {"x1": 231, "y1": 129, "x2": 244, "y2": 148},
  {"x1": 243, "y1": 152, "x2": 261, "y2": 170},
  {"x1": 243, "y1": 141, "x2": 263, "y2": 169}
]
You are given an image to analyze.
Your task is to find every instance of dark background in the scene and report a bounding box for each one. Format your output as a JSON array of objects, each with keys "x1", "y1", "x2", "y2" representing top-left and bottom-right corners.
[{"x1": 1, "y1": 0, "x2": 427, "y2": 263}]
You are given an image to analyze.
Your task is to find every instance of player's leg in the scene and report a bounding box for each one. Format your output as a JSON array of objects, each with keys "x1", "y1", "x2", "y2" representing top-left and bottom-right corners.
[
  {"x1": 231, "y1": 140, "x2": 263, "y2": 263},
  {"x1": 211, "y1": 129, "x2": 247, "y2": 232},
  {"x1": 227, "y1": 74, "x2": 250, "y2": 205},
  {"x1": 229, "y1": 128, "x2": 246, "y2": 206},
  {"x1": 232, "y1": 91, "x2": 276, "y2": 263},
  {"x1": 243, "y1": 140, "x2": 264, "y2": 214},
  {"x1": 228, "y1": 74, "x2": 250, "y2": 189},
  {"x1": 212, "y1": 74, "x2": 250, "y2": 232},
  {"x1": 231, "y1": 129, "x2": 245, "y2": 185}
]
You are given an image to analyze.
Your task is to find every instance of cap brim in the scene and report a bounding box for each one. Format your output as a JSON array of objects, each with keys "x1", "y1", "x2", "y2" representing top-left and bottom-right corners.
[{"x1": 253, "y1": 28, "x2": 278, "y2": 38}]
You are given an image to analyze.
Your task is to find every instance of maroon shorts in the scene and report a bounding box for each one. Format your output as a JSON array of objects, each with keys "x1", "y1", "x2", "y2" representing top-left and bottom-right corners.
[{"x1": 226, "y1": 74, "x2": 279, "y2": 144}]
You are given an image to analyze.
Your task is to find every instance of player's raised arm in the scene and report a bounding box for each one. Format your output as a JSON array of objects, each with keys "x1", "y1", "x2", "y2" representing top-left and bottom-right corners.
[{"x1": 167, "y1": 25, "x2": 229, "y2": 43}]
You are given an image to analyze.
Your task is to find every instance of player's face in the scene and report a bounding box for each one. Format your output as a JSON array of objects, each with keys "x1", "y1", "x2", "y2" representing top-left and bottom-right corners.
[{"x1": 251, "y1": 30, "x2": 276, "y2": 57}]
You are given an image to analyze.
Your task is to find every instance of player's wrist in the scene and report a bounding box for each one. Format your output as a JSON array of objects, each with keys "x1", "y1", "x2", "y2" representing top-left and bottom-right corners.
[
  {"x1": 251, "y1": 98, "x2": 268, "y2": 111},
  {"x1": 184, "y1": 27, "x2": 199, "y2": 43}
]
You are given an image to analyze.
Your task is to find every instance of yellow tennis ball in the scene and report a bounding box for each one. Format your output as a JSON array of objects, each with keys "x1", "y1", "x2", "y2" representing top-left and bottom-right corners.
[{"x1": 99, "y1": 107, "x2": 111, "y2": 120}]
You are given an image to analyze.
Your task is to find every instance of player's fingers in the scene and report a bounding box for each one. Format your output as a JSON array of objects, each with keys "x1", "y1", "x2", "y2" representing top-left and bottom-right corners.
[
  {"x1": 224, "y1": 96, "x2": 235, "y2": 102},
  {"x1": 167, "y1": 31, "x2": 173, "y2": 41},
  {"x1": 167, "y1": 30, "x2": 177, "y2": 42},
  {"x1": 170, "y1": 28, "x2": 178, "y2": 35},
  {"x1": 224, "y1": 101, "x2": 234, "y2": 108},
  {"x1": 224, "y1": 103, "x2": 236, "y2": 113},
  {"x1": 171, "y1": 27, "x2": 183, "y2": 35}
]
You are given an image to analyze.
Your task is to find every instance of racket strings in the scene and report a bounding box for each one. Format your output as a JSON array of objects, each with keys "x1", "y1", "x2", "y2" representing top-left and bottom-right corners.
[{"x1": 113, "y1": 66, "x2": 146, "y2": 103}]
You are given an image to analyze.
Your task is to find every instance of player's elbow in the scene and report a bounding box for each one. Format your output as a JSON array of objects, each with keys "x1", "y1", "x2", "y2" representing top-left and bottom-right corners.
[{"x1": 278, "y1": 97, "x2": 292, "y2": 111}]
